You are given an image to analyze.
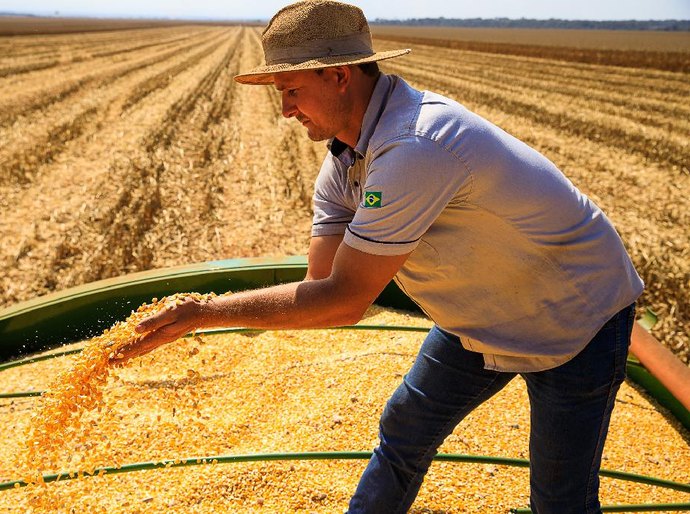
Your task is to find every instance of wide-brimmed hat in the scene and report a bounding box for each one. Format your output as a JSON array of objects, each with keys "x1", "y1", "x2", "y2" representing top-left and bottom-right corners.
[{"x1": 234, "y1": 0, "x2": 410, "y2": 85}]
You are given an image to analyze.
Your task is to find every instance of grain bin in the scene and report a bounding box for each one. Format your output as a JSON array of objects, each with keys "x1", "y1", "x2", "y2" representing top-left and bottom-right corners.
[{"x1": 0, "y1": 257, "x2": 688, "y2": 512}]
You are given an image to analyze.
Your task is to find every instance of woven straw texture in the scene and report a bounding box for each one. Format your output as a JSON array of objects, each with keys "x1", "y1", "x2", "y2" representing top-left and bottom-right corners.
[
  {"x1": 265, "y1": 0, "x2": 368, "y2": 47},
  {"x1": 235, "y1": 0, "x2": 409, "y2": 85}
]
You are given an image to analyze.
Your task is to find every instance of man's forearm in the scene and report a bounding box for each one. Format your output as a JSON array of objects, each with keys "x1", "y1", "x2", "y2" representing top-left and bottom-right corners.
[
  {"x1": 114, "y1": 243, "x2": 407, "y2": 364},
  {"x1": 202, "y1": 278, "x2": 364, "y2": 330}
]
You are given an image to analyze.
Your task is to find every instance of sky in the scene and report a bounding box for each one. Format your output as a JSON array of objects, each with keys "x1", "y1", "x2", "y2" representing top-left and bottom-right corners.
[{"x1": 1, "y1": 0, "x2": 689, "y2": 21}]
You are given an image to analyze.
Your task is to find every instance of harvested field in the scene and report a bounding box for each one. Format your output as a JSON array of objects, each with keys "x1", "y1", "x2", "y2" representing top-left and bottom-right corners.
[
  {"x1": 0, "y1": 306, "x2": 688, "y2": 512},
  {"x1": 372, "y1": 26, "x2": 690, "y2": 72},
  {"x1": 371, "y1": 26, "x2": 690, "y2": 52},
  {"x1": 0, "y1": 16, "x2": 247, "y2": 36},
  {"x1": 0, "y1": 25, "x2": 321, "y2": 302}
]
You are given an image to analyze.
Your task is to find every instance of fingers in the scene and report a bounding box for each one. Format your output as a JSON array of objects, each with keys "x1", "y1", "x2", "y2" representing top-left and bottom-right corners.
[
  {"x1": 135, "y1": 295, "x2": 200, "y2": 333},
  {"x1": 111, "y1": 336, "x2": 151, "y2": 364},
  {"x1": 109, "y1": 295, "x2": 205, "y2": 366},
  {"x1": 135, "y1": 310, "x2": 168, "y2": 334},
  {"x1": 111, "y1": 312, "x2": 178, "y2": 365},
  {"x1": 111, "y1": 323, "x2": 183, "y2": 365}
]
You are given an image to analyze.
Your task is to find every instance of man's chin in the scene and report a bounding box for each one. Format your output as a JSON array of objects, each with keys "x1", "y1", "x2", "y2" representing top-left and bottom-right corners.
[
  {"x1": 305, "y1": 129, "x2": 329, "y2": 142},
  {"x1": 297, "y1": 120, "x2": 332, "y2": 142}
]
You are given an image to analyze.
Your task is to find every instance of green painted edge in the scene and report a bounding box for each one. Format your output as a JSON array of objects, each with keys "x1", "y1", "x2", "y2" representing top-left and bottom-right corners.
[
  {"x1": 0, "y1": 257, "x2": 307, "y2": 359},
  {"x1": 626, "y1": 360, "x2": 690, "y2": 431},
  {"x1": 0, "y1": 257, "x2": 415, "y2": 360},
  {"x1": 0, "y1": 257, "x2": 305, "y2": 319},
  {"x1": 3, "y1": 451, "x2": 689, "y2": 495}
]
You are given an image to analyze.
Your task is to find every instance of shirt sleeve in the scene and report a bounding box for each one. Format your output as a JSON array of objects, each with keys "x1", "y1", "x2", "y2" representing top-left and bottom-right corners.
[
  {"x1": 343, "y1": 135, "x2": 472, "y2": 256},
  {"x1": 311, "y1": 154, "x2": 356, "y2": 237}
]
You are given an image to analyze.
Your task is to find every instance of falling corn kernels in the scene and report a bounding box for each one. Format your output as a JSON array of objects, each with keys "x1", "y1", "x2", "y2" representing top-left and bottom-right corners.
[{"x1": 18, "y1": 292, "x2": 224, "y2": 481}]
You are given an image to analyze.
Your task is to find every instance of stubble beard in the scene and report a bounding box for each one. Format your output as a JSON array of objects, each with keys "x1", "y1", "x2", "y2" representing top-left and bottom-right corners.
[
  {"x1": 302, "y1": 97, "x2": 350, "y2": 143},
  {"x1": 299, "y1": 118, "x2": 335, "y2": 142}
]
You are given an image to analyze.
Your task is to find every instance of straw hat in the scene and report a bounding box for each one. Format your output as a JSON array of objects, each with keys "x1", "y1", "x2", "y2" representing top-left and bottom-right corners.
[{"x1": 234, "y1": 0, "x2": 410, "y2": 85}]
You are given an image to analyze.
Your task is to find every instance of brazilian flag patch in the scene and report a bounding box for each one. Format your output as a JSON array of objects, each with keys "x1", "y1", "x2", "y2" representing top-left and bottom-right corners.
[{"x1": 363, "y1": 191, "x2": 382, "y2": 208}]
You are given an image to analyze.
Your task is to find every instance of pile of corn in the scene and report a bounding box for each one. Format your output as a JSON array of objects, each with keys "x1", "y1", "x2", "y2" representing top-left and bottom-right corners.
[
  {"x1": 18, "y1": 292, "x2": 219, "y2": 486},
  {"x1": 0, "y1": 305, "x2": 688, "y2": 513}
]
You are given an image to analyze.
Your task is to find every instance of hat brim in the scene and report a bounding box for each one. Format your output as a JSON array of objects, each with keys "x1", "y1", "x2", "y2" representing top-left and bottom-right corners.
[{"x1": 234, "y1": 48, "x2": 410, "y2": 85}]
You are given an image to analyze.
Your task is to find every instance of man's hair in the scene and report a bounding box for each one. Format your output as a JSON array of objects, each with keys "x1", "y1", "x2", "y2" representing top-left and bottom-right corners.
[{"x1": 357, "y1": 61, "x2": 380, "y2": 77}]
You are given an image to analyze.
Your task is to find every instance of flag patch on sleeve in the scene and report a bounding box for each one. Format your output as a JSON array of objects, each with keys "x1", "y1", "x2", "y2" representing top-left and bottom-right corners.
[{"x1": 363, "y1": 191, "x2": 382, "y2": 208}]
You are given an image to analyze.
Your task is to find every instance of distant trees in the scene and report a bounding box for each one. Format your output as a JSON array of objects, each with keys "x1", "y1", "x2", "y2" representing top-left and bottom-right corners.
[{"x1": 371, "y1": 18, "x2": 690, "y2": 31}]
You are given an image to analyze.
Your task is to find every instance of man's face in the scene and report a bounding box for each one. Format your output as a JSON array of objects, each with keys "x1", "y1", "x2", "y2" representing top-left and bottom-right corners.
[{"x1": 273, "y1": 69, "x2": 350, "y2": 142}]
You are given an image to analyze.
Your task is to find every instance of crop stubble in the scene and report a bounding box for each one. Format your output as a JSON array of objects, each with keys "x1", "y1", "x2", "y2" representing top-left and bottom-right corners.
[
  {"x1": 372, "y1": 26, "x2": 690, "y2": 72},
  {"x1": 0, "y1": 25, "x2": 687, "y2": 365}
]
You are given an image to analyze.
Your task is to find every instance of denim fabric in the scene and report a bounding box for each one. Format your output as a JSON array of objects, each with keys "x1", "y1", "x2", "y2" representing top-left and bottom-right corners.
[{"x1": 347, "y1": 304, "x2": 635, "y2": 514}]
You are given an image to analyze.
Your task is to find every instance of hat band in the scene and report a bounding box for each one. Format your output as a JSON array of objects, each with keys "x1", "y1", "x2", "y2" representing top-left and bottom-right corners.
[{"x1": 264, "y1": 32, "x2": 374, "y2": 65}]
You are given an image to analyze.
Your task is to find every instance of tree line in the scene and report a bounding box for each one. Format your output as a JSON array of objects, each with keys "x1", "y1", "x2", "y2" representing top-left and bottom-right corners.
[{"x1": 371, "y1": 18, "x2": 689, "y2": 31}]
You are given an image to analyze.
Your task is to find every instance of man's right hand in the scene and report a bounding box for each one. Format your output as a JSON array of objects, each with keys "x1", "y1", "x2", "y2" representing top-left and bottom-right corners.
[{"x1": 111, "y1": 296, "x2": 209, "y2": 365}]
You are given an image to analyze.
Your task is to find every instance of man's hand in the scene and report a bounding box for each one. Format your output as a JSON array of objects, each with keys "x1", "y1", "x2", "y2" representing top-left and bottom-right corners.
[{"x1": 111, "y1": 296, "x2": 208, "y2": 365}]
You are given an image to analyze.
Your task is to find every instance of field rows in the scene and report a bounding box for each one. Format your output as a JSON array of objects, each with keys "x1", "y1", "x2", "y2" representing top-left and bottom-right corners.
[
  {"x1": 0, "y1": 28, "x2": 221, "y2": 126},
  {"x1": 0, "y1": 28, "x2": 200, "y2": 89},
  {"x1": 46, "y1": 28, "x2": 245, "y2": 287},
  {"x1": 391, "y1": 43, "x2": 690, "y2": 129},
  {"x1": 371, "y1": 25, "x2": 690, "y2": 53},
  {"x1": 0, "y1": 26, "x2": 687, "y2": 367},
  {"x1": 372, "y1": 27, "x2": 690, "y2": 72},
  {"x1": 0, "y1": 26, "x2": 323, "y2": 308},
  {"x1": 0, "y1": 25, "x2": 197, "y2": 58},
  {"x1": 378, "y1": 41, "x2": 689, "y2": 173}
]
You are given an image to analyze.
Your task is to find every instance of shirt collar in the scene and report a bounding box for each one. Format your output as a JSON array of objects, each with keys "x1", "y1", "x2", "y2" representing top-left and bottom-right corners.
[{"x1": 328, "y1": 73, "x2": 392, "y2": 167}]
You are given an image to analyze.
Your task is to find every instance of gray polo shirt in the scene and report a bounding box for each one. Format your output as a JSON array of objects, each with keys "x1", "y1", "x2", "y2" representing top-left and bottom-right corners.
[{"x1": 312, "y1": 73, "x2": 643, "y2": 372}]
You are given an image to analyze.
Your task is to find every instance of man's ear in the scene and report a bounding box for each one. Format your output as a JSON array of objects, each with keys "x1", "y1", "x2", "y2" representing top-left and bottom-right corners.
[{"x1": 327, "y1": 66, "x2": 351, "y2": 92}]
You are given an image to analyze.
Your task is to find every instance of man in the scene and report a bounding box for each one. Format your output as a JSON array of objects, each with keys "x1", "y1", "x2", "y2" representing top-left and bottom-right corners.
[{"x1": 115, "y1": 1, "x2": 644, "y2": 512}]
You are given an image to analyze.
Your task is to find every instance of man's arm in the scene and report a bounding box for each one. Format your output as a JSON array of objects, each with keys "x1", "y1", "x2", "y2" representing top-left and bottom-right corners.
[
  {"x1": 305, "y1": 234, "x2": 343, "y2": 280},
  {"x1": 112, "y1": 238, "x2": 409, "y2": 362}
]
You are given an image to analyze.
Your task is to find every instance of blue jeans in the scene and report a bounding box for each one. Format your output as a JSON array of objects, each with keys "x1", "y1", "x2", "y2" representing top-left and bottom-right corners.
[{"x1": 348, "y1": 304, "x2": 635, "y2": 514}]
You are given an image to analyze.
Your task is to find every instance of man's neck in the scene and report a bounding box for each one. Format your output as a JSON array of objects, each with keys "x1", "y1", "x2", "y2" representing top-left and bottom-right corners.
[{"x1": 335, "y1": 72, "x2": 380, "y2": 148}]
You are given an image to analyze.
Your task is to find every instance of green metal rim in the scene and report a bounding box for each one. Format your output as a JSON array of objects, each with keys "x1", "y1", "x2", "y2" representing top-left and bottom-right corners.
[
  {"x1": 511, "y1": 503, "x2": 690, "y2": 513},
  {"x1": 0, "y1": 257, "x2": 308, "y2": 320},
  {"x1": 0, "y1": 348, "x2": 83, "y2": 372},
  {"x1": 3, "y1": 451, "x2": 689, "y2": 499}
]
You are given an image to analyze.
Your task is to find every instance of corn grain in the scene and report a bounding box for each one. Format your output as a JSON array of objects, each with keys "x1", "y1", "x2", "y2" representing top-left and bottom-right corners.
[
  {"x1": 0, "y1": 305, "x2": 686, "y2": 512},
  {"x1": 15, "y1": 292, "x2": 219, "y2": 486}
]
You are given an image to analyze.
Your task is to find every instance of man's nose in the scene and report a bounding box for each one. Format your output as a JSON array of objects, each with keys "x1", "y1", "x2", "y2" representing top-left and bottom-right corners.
[{"x1": 281, "y1": 93, "x2": 297, "y2": 118}]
